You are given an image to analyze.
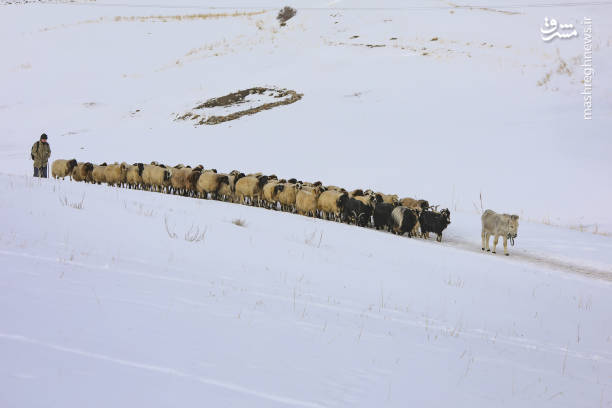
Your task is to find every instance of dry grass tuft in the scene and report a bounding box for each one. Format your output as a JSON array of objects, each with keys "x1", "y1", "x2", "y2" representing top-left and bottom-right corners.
[
  {"x1": 184, "y1": 224, "x2": 207, "y2": 242},
  {"x1": 447, "y1": 2, "x2": 521, "y2": 15},
  {"x1": 537, "y1": 71, "x2": 552, "y2": 87},
  {"x1": 232, "y1": 218, "x2": 247, "y2": 227},
  {"x1": 113, "y1": 11, "x2": 267, "y2": 23},
  {"x1": 472, "y1": 191, "x2": 484, "y2": 215},
  {"x1": 59, "y1": 193, "x2": 85, "y2": 210},
  {"x1": 40, "y1": 11, "x2": 266, "y2": 32},
  {"x1": 164, "y1": 215, "x2": 177, "y2": 238}
]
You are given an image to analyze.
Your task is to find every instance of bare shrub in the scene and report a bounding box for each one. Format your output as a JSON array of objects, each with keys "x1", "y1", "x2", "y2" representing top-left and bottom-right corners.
[
  {"x1": 277, "y1": 6, "x2": 296, "y2": 26},
  {"x1": 59, "y1": 193, "x2": 85, "y2": 210},
  {"x1": 472, "y1": 191, "x2": 484, "y2": 215},
  {"x1": 164, "y1": 215, "x2": 177, "y2": 238},
  {"x1": 185, "y1": 225, "x2": 207, "y2": 243}
]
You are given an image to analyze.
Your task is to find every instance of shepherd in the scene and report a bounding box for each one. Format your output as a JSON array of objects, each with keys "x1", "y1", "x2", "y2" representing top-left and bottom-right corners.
[{"x1": 31, "y1": 133, "x2": 51, "y2": 178}]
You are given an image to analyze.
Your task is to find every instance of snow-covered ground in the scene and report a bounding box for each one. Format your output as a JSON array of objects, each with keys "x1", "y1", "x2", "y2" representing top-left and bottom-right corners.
[
  {"x1": 1, "y1": 174, "x2": 611, "y2": 407},
  {"x1": 1, "y1": 0, "x2": 611, "y2": 406}
]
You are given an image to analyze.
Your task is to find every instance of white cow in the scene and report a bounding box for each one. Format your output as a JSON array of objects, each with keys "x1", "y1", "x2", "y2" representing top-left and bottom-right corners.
[{"x1": 481, "y1": 209, "x2": 519, "y2": 256}]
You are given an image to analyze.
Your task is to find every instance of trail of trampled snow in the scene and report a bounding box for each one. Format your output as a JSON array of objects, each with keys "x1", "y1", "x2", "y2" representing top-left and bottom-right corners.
[{"x1": 1, "y1": 174, "x2": 611, "y2": 407}]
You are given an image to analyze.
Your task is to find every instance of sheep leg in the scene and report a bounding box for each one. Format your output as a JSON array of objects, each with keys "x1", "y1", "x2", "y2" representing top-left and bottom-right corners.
[
  {"x1": 485, "y1": 233, "x2": 491, "y2": 251},
  {"x1": 492, "y1": 235, "x2": 499, "y2": 254},
  {"x1": 481, "y1": 229, "x2": 486, "y2": 250},
  {"x1": 436, "y1": 233, "x2": 442, "y2": 242},
  {"x1": 503, "y1": 236, "x2": 509, "y2": 256}
]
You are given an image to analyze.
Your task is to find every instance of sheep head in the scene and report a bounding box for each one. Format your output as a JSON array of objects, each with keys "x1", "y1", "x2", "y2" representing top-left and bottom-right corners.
[
  {"x1": 274, "y1": 184, "x2": 285, "y2": 195},
  {"x1": 257, "y1": 175, "x2": 269, "y2": 189},
  {"x1": 64, "y1": 160, "x2": 77, "y2": 173}
]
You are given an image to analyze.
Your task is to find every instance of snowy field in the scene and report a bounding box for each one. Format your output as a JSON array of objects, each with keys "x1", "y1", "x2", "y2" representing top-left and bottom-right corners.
[
  {"x1": 1, "y1": 174, "x2": 612, "y2": 407},
  {"x1": 1, "y1": 0, "x2": 612, "y2": 407}
]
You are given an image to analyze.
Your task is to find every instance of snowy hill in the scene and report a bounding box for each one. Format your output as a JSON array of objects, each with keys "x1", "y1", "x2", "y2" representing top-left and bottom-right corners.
[
  {"x1": 1, "y1": 0, "x2": 611, "y2": 229},
  {"x1": 1, "y1": 174, "x2": 612, "y2": 407},
  {"x1": 1, "y1": 0, "x2": 612, "y2": 406}
]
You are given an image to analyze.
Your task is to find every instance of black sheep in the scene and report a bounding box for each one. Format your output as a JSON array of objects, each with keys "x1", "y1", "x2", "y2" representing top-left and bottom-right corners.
[
  {"x1": 343, "y1": 197, "x2": 372, "y2": 227},
  {"x1": 373, "y1": 202, "x2": 396, "y2": 231},
  {"x1": 419, "y1": 209, "x2": 451, "y2": 242}
]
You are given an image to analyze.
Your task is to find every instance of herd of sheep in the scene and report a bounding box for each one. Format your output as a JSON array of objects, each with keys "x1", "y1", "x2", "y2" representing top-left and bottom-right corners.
[{"x1": 51, "y1": 159, "x2": 452, "y2": 241}]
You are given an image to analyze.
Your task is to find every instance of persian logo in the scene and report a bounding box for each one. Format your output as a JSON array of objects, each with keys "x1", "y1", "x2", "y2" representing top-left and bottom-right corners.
[{"x1": 540, "y1": 17, "x2": 578, "y2": 41}]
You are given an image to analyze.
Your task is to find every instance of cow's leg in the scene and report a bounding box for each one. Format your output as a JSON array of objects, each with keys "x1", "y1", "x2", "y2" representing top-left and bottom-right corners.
[
  {"x1": 485, "y1": 233, "x2": 491, "y2": 251},
  {"x1": 503, "y1": 236, "x2": 509, "y2": 256},
  {"x1": 481, "y1": 229, "x2": 486, "y2": 250},
  {"x1": 492, "y1": 235, "x2": 499, "y2": 254}
]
